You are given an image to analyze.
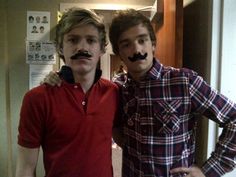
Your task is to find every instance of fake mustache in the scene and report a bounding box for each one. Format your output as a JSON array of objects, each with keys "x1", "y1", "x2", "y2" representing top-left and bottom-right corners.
[
  {"x1": 128, "y1": 53, "x2": 148, "y2": 62},
  {"x1": 70, "y1": 51, "x2": 92, "y2": 60}
]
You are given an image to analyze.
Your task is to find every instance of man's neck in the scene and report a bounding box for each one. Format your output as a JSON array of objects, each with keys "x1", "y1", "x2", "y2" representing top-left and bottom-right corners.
[
  {"x1": 74, "y1": 70, "x2": 96, "y2": 93},
  {"x1": 129, "y1": 62, "x2": 153, "y2": 82},
  {"x1": 129, "y1": 70, "x2": 147, "y2": 82}
]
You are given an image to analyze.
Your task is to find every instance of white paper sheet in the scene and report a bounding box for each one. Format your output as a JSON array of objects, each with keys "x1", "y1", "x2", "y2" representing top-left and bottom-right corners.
[{"x1": 29, "y1": 64, "x2": 53, "y2": 89}]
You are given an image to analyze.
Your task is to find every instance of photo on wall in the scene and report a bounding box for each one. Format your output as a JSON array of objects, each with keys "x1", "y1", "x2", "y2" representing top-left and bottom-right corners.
[{"x1": 27, "y1": 11, "x2": 50, "y2": 41}]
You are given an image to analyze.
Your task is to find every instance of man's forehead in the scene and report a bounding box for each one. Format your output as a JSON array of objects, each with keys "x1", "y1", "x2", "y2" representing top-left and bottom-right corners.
[
  {"x1": 119, "y1": 33, "x2": 149, "y2": 44},
  {"x1": 66, "y1": 33, "x2": 98, "y2": 38},
  {"x1": 118, "y1": 24, "x2": 149, "y2": 42},
  {"x1": 65, "y1": 25, "x2": 99, "y2": 38}
]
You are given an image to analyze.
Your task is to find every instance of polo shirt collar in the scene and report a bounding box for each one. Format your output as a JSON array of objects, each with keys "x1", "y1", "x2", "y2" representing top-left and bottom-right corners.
[{"x1": 59, "y1": 65, "x2": 102, "y2": 84}]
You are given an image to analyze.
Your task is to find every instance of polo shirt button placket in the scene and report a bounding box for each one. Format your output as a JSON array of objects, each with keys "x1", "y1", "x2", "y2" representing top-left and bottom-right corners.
[{"x1": 74, "y1": 85, "x2": 78, "y2": 89}]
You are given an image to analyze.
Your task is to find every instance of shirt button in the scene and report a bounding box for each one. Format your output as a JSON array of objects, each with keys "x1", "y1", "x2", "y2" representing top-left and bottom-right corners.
[
  {"x1": 74, "y1": 85, "x2": 78, "y2": 89},
  {"x1": 82, "y1": 101, "x2": 86, "y2": 105},
  {"x1": 127, "y1": 119, "x2": 134, "y2": 126}
]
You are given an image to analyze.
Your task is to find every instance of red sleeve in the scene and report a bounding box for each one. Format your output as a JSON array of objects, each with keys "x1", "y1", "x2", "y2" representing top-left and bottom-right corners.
[{"x1": 18, "y1": 86, "x2": 47, "y2": 148}]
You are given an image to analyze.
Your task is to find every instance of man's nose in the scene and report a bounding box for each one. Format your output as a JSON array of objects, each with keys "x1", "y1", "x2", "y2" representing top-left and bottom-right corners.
[
  {"x1": 132, "y1": 42, "x2": 141, "y2": 54},
  {"x1": 76, "y1": 39, "x2": 88, "y2": 51}
]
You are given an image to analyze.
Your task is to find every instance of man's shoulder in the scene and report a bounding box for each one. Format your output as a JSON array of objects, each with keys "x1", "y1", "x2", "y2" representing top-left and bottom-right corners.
[
  {"x1": 99, "y1": 78, "x2": 120, "y2": 89},
  {"x1": 162, "y1": 66, "x2": 198, "y2": 78},
  {"x1": 24, "y1": 84, "x2": 51, "y2": 100}
]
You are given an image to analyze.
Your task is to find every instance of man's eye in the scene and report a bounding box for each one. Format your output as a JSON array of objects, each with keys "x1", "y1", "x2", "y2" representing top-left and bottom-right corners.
[
  {"x1": 87, "y1": 38, "x2": 97, "y2": 44},
  {"x1": 138, "y1": 38, "x2": 145, "y2": 44},
  {"x1": 68, "y1": 38, "x2": 78, "y2": 44},
  {"x1": 121, "y1": 43, "x2": 129, "y2": 48}
]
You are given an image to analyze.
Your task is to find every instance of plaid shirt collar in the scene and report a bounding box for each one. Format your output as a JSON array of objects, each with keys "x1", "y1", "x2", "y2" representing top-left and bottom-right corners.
[
  {"x1": 126, "y1": 58, "x2": 163, "y2": 83},
  {"x1": 147, "y1": 59, "x2": 163, "y2": 80}
]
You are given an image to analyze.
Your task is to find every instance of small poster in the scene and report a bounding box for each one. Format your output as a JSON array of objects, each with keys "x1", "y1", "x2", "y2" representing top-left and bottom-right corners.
[
  {"x1": 27, "y1": 11, "x2": 50, "y2": 40},
  {"x1": 26, "y1": 41, "x2": 56, "y2": 64},
  {"x1": 29, "y1": 64, "x2": 53, "y2": 89}
]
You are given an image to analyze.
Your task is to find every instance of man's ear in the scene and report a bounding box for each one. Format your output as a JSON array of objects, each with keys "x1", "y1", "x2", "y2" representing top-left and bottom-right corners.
[
  {"x1": 152, "y1": 45, "x2": 155, "y2": 53},
  {"x1": 152, "y1": 44, "x2": 156, "y2": 56},
  {"x1": 99, "y1": 50, "x2": 105, "y2": 58},
  {"x1": 59, "y1": 47, "x2": 63, "y2": 56},
  {"x1": 58, "y1": 47, "x2": 65, "y2": 62},
  {"x1": 101, "y1": 46, "x2": 106, "y2": 54}
]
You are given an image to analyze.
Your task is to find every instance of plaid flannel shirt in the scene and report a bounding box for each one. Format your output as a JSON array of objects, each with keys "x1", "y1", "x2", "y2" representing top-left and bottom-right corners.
[{"x1": 114, "y1": 59, "x2": 236, "y2": 177}]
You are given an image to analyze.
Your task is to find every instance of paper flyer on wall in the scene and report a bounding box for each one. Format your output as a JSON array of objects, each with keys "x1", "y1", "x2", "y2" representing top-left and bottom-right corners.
[
  {"x1": 27, "y1": 11, "x2": 50, "y2": 41},
  {"x1": 26, "y1": 40, "x2": 56, "y2": 64},
  {"x1": 29, "y1": 64, "x2": 53, "y2": 89}
]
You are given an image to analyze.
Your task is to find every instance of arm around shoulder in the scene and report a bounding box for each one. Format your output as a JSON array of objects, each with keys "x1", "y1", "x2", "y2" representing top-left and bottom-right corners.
[{"x1": 15, "y1": 145, "x2": 40, "y2": 177}]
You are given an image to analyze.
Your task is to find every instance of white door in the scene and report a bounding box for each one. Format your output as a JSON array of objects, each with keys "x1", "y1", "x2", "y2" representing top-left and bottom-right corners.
[{"x1": 209, "y1": 0, "x2": 236, "y2": 176}]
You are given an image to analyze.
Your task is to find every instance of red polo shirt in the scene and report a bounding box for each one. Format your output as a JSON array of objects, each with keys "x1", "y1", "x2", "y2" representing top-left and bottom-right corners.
[{"x1": 18, "y1": 78, "x2": 119, "y2": 177}]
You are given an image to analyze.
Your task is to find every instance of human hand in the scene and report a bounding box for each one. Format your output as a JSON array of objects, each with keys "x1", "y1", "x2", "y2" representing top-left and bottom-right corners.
[
  {"x1": 170, "y1": 166, "x2": 205, "y2": 177},
  {"x1": 40, "y1": 71, "x2": 62, "y2": 86}
]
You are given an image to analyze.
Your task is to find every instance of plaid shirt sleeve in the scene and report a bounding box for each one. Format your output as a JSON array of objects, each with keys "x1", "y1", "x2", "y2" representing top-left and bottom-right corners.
[{"x1": 188, "y1": 71, "x2": 236, "y2": 177}]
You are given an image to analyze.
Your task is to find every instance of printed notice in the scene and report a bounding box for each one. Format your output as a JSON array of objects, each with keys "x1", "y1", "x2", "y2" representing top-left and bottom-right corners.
[
  {"x1": 29, "y1": 64, "x2": 53, "y2": 89},
  {"x1": 26, "y1": 41, "x2": 56, "y2": 64}
]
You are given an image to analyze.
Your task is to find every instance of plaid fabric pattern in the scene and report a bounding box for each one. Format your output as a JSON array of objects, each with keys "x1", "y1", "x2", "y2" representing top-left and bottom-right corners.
[{"x1": 114, "y1": 59, "x2": 236, "y2": 177}]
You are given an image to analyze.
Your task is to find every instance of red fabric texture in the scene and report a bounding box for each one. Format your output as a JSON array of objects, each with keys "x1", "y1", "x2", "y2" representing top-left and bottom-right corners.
[{"x1": 18, "y1": 79, "x2": 119, "y2": 177}]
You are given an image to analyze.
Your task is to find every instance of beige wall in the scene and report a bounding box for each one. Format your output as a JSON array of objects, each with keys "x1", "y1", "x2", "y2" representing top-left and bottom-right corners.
[
  {"x1": 1, "y1": 1, "x2": 61, "y2": 176},
  {"x1": 0, "y1": 1, "x2": 154, "y2": 177},
  {"x1": 0, "y1": 0, "x2": 9, "y2": 176}
]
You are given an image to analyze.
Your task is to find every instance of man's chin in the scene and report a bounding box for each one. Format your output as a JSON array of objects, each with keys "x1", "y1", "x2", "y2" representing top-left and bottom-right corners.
[{"x1": 71, "y1": 66, "x2": 91, "y2": 74}]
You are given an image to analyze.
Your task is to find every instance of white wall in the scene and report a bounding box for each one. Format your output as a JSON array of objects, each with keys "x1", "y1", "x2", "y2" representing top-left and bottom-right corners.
[
  {"x1": 219, "y1": 0, "x2": 236, "y2": 102},
  {"x1": 209, "y1": 0, "x2": 236, "y2": 176}
]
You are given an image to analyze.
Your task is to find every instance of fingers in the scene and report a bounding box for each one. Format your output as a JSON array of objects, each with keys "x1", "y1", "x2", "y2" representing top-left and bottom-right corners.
[
  {"x1": 39, "y1": 81, "x2": 44, "y2": 85},
  {"x1": 43, "y1": 71, "x2": 62, "y2": 86},
  {"x1": 49, "y1": 71, "x2": 62, "y2": 86},
  {"x1": 170, "y1": 166, "x2": 205, "y2": 177},
  {"x1": 170, "y1": 167, "x2": 190, "y2": 174}
]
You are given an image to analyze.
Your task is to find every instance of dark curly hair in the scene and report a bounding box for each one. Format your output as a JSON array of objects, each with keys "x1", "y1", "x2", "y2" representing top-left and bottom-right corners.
[{"x1": 109, "y1": 9, "x2": 156, "y2": 55}]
